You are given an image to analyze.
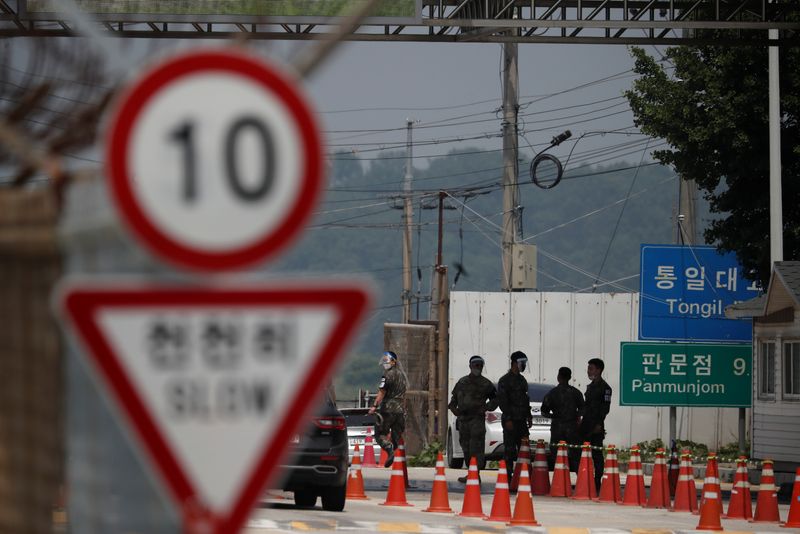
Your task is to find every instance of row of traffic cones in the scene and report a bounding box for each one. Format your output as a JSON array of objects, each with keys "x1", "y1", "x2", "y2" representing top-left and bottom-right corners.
[
  {"x1": 348, "y1": 439, "x2": 800, "y2": 530},
  {"x1": 356, "y1": 444, "x2": 542, "y2": 525},
  {"x1": 423, "y1": 453, "x2": 541, "y2": 525}
]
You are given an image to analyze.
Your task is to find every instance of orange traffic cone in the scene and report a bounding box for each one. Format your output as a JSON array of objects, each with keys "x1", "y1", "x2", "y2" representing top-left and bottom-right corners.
[
  {"x1": 725, "y1": 456, "x2": 752, "y2": 520},
  {"x1": 509, "y1": 462, "x2": 541, "y2": 526},
  {"x1": 459, "y1": 457, "x2": 485, "y2": 518},
  {"x1": 423, "y1": 451, "x2": 452, "y2": 513},
  {"x1": 668, "y1": 443, "x2": 680, "y2": 498},
  {"x1": 573, "y1": 442, "x2": 597, "y2": 500},
  {"x1": 672, "y1": 449, "x2": 698, "y2": 513},
  {"x1": 696, "y1": 454, "x2": 723, "y2": 531},
  {"x1": 621, "y1": 445, "x2": 646, "y2": 506},
  {"x1": 398, "y1": 438, "x2": 409, "y2": 488},
  {"x1": 752, "y1": 459, "x2": 781, "y2": 523},
  {"x1": 485, "y1": 459, "x2": 512, "y2": 522},
  {"x1": 510, "y1": 438, "x2": 532, "y2": 492},
  {"x1": 379, "y1": 447, "x2": 388, "y2": 467},
  {"x1": 646, "y1": 448, "x2": 671, "y2": 509},
  {"x1": 531, "y1": 440, "x2": 550, "y2": 495},
  {"x1": 782, "y1": 467, "x2": 800, "y2": 528},
  {"x1": 346, "y1": 444, "x2": 368, "y2": 500},
  {"x1": 597, "y1": 444, "x2": 622, "y2": 503},
  {"x1": 362, "y1": 427, "x2": 378, "y2": 467},
  {"x1": 550, "y1": 440, "x2": 572, "y2": 497},
  {"x1": 380, "y1": 444, "x2": 412, "y2": 507}
]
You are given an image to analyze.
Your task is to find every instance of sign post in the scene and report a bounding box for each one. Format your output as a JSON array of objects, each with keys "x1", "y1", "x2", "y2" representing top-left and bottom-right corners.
[
  {"x1": 639, "y1": 244, "x2": 760, "y2": 342},
  {"x1": 619, "y1": 342, "x2": 752, "y2": 407},
  {"x1": 57, "y1": 48, "x2": 372, "y2": 532},
  {"x1": 105, "y1": 48, "x2": 323, "y2": 272},
  {"x1": 59, "y1": 282, "x2": 370, "y2": 534}
]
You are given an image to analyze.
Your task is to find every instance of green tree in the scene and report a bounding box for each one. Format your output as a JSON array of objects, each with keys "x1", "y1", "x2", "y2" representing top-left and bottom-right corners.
[{"x1": 624, "y1": 40, "x2": 799, "y2": 286}]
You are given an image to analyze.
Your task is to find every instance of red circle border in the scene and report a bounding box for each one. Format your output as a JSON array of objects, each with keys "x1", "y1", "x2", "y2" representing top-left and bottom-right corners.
[{"x1": 105, "y1": 49, "x2": 323, "y2": 272}]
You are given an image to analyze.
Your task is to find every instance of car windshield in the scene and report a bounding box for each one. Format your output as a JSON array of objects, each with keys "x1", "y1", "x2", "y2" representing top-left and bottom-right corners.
[
  {"x1": 528, "y1": 383, "x2": 553, "y2": 402},
  {"x1": 341, "y1": 410, "x2": 374, "y2": 427},
  {"x1": 491, "y1": 382, "x2": 554, "y2": 403}
]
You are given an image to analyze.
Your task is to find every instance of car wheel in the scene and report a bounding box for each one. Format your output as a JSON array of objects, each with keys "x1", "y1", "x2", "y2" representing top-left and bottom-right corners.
[
  {"x1": 294, "y1": 490, "x2": 317, "y2": 508},
  {"x1": 321, "y1": 484, "x2": 346, "y2": 512},
  {"x1": 446, "y1": 432, "x2": 463, "y2": 469}
]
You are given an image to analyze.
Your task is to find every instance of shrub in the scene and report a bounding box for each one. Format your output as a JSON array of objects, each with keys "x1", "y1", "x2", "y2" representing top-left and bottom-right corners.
[{"x1": 407, "y1": 441, "x2": 442, "y2": 467}]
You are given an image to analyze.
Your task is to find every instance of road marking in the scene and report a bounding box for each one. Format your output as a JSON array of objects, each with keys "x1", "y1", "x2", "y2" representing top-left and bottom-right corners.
[
  {"x1": 243, "y1": 521, "x2": 728, "y2": 534},
  {"x1": 377, "y1": 522, "x2": 421, "y2": 532}
]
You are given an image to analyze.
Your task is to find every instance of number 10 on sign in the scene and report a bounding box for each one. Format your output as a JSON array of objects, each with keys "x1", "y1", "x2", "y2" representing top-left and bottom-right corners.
[{"x1": 106, "y1": 49, "x2": 323, "y2": 272}]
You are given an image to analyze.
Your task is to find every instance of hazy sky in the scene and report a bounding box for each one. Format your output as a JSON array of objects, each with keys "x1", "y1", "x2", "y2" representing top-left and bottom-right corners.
[
  {"x1": 124, "y1": 36, "x2": 661, "y2": 171},
  {"x1": 304, "y1": 40, "x2": 655, "y2": 168}
]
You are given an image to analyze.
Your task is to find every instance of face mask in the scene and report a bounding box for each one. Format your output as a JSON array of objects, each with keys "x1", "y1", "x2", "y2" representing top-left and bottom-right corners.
[
  {"x1": 470, "y1": 367, "x2": 482, "y2": 377},
  {"x1": 380, "y1": 353, "x2": 395, "y2": 369},
  {"x1": 518, "y1": 360, "x2": 527, "y2": 372}
]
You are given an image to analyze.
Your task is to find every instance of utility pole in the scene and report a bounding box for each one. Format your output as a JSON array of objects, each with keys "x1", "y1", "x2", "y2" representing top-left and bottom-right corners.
[
  {"x1": 501, "y1": 41, "x2": 520, "y2": 292},
  {"x1": 671, "y1": 178, "x2": 697, "y2": 450},
  {"x1": 402, "y1": 119, "x2": 414, "y2": 323},
  {"x1": 768, "y1": 28, "x2": 783, "y2": 264}
]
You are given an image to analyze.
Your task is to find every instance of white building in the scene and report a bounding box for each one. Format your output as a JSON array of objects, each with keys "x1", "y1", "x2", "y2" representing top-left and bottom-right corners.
[
  {"x1": 748, "y1": 262, "x2": 800, "y2": 471},
  {"x1": 449, "y1": 291, "x2": 745, "y2": 449}
]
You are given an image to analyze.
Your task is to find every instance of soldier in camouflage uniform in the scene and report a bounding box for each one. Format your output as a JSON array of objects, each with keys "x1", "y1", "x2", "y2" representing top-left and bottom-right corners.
[
  {"x1": 497, "y1": 351, "x2": 533, "y2": 481},
  {"x1": 579, "y1": 357, "x2": 612, "y2": 492},
  {"x1": 369, "y1": 351, "x2": 407, "y2": 467},
  {"x1": 541, "y1": 366, "x2": 584, "y2": 471},
  {"x1": 448, "y1": 355, "x2": 498, "y2": 482}
]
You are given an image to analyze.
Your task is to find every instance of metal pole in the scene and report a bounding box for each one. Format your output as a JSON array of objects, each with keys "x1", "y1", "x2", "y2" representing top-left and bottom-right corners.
[
  {"x1": 402, "y1": 119, "x2": 414, "y2": 323},
  {"x1": 768, "y1": 28, "x2": 783, "y2": 264},
  {"x1": 671, "y1": 178, "x2": 697, "y2": 447},
  {"x1": 738, "y1": 407, "x2": 746, "y2": 454},
  {"x1": 437, "y1": 191, "x2": 445, "y2": 268},
  {"x1": 669, "y1": 406, "x2": 677, "y2": 448},
  {"x1": 436, "y1": 265, "x2": 449, "y2": 439},
  {"x1": 501, "y1": 41, "x2": 519, "y2": 291}
]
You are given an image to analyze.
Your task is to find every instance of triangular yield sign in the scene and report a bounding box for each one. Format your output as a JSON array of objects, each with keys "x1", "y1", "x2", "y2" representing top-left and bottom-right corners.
[{"x1": 58, "y1": 280, "x2": 370, "y2": 534}]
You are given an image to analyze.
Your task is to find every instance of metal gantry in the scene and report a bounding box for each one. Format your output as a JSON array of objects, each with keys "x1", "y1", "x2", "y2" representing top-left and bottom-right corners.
[{"x1": 0, "y1": 0, "x2": 798, "y2": 45}]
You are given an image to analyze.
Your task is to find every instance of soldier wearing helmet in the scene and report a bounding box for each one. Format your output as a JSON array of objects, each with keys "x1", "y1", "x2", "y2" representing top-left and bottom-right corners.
[
  {"x1": 448, "y1": 355, "x2": 498, "y2": 483},
  {"x1": 497, "y1": 350, "x2": 533, "y2": 481},
  {"x1": 369, "y1": 351, "x2": 407, "y2": 467}
]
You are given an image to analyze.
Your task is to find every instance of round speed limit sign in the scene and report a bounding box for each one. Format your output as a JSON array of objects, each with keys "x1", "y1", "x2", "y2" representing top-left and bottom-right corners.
[{"x1": 105, "y1": 49, "x2": 323, "y2": 271}]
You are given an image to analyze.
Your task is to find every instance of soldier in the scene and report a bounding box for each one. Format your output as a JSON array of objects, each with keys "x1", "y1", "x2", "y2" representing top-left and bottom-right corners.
[
  {"x1": 497, "y1": 351, "x2": 533, "y2": 481},
  {"x1": 579, "y1": 357, "x2": 612, "y2": 492},
  {"x1": 368, "y1": 351, "x2": 407, "y2": 468},
  {"x1": 541, "y1": 366, "x2": 584, "y2": 471},
  {"x1": 448, "y1": 355, "x2": 498, "y2": 483}
]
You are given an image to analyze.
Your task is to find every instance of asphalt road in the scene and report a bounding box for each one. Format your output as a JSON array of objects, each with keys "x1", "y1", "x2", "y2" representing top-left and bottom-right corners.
[{"x1": 244, "y1": 467, "x2": 795, "y2": 533}]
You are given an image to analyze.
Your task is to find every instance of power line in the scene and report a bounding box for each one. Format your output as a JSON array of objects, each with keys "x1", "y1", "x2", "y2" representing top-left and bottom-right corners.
[{"x1": 591, "y1": 138, "x2": 652, "y2": 291}]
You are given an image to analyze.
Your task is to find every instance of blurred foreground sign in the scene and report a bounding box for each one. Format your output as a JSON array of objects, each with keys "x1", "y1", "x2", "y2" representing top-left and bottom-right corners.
[
  {"x1": 619, "y1": 342, "x2": 752, "y2": 407},
  {"x1": 105, "y1": 48, "x2": 323, "y2": 272},
  {"x1": 58, "y1": 281, "x2": 370, "y2": 534}
]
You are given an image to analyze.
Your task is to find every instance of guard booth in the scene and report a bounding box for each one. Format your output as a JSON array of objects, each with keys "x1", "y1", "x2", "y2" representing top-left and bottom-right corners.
[
  {"x1": 383, "y1": 322, "x2": 443, "y2": 456},
  {"x1": 747, "y1": 261, "x2": 800, "y2": 472}
]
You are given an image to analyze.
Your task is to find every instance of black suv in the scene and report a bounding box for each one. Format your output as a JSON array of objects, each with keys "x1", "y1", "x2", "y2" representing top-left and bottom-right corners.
[{"x1": 278, "y1": 391, "x2": 349, "y2": 511}]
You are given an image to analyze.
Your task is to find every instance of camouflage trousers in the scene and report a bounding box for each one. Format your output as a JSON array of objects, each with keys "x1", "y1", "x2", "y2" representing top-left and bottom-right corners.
[
  {"x1": 502, "y1": 419, "x2": 529, "y2": 479},
  {"x1": 457, "y1": 415, "x2": 486, "y2": 470},
  {"x1": 374, "y1": 411, "x2": 404, "y2": 451}
]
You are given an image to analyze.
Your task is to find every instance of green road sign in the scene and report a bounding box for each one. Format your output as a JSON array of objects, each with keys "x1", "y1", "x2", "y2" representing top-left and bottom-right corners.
[{"x1": 619, "y1": 342, "x2": 752, "y2": 407}]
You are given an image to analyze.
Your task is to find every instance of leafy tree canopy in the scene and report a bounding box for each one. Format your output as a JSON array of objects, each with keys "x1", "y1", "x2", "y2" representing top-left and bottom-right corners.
[{"x1": 624, "y1": 38, "x2": 799, "y2": 286}]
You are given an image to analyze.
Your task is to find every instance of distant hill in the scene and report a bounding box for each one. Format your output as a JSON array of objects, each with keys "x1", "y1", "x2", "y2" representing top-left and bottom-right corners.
[{"x1": 267, "y1": 149, "x2": 678, "y2": 399}]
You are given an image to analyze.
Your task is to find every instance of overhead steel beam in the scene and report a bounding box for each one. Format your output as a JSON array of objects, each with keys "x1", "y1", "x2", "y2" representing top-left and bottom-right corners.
[{"x1": 0, "y1": 0, "x2": 797, "y2": 45}]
